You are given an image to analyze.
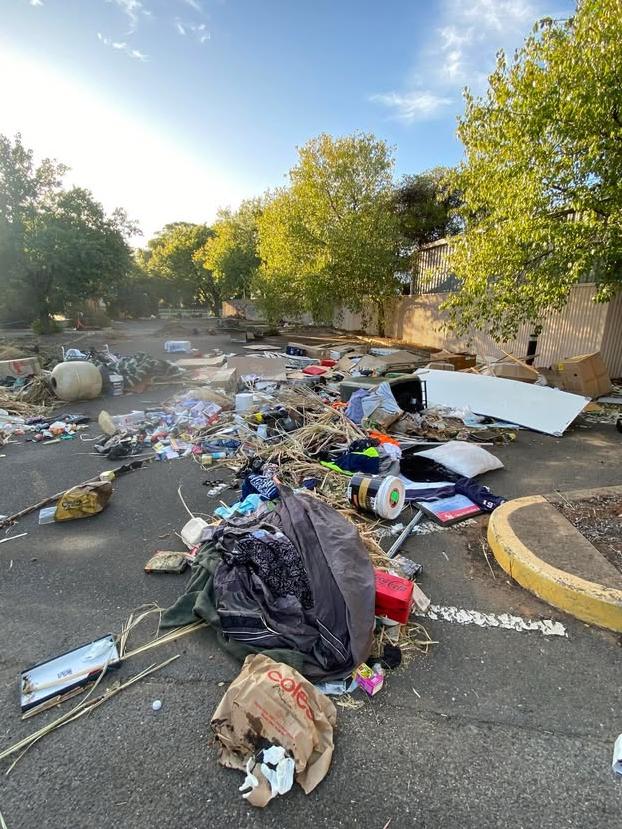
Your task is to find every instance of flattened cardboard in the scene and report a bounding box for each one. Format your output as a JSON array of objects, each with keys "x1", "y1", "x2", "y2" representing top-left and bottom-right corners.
[
  {"x1": 228, "y1": 355, "x2": 288, "y2": 380},
  {"x1": 417, "y1": 368, "x2": 589, "y2": 436}
]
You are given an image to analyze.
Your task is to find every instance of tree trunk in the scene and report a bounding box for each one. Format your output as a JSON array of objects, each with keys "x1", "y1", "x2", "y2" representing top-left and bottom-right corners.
[{"x1": 375, "y1": 299, "x2": 386, "y2": 337}]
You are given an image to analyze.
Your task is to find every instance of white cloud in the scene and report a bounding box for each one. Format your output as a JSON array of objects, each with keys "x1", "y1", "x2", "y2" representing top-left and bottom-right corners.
[
  {"x1": 370, "y1": 91, "x2": 452, "y2": 122},
  {"x1": 98, "y1": 32, "x2": 148, "y2": 61},
  {"x1": 0, "y1": 44, "x2": 246, "y2": 242},
  {"x1": 175, "y1": 20, "x2": 211, "y2": 44},
  {"x1": 460, "y1": 0, "x2": 534, "y2": 30},
  {"x1": 183, "y1": 0, "x2": 203, "y2": 11},
  {"x1": 371, "y1": 0, "x2": 558, "y2": 125},
  {"x1": 29, "y1": 0, "x2": 44, "y2": 6},
  {"x1": 108, "y1": 0, "x2": 150, "y2": 33}
]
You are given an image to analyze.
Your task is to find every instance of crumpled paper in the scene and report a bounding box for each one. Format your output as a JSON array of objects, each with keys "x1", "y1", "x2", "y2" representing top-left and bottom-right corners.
[{"x1": 211, "y1": 654, "x2": 337, "y2": 807}]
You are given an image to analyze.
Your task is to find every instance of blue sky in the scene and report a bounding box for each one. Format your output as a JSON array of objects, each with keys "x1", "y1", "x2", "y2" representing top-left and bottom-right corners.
[{"x1": 1, "y1": 0, "x2": 573, "y2": 242}]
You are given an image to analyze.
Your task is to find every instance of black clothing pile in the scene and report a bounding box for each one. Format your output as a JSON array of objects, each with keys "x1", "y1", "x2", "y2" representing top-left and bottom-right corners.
[{"x1": 161, "y1": 488, "x2": 376, "y2": 681}]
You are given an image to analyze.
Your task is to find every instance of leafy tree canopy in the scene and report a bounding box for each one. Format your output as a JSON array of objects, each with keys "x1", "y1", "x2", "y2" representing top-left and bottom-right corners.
[
  {"x1": 394, "y1": 167, "x2": 462, "y2": 251},
  {"x1": 0, "y1": 133, "x2": 135, "y2": 328},
  {"x1": 196, "y1": 198, "x2": 262, "y2": 300},
  {"x1": 139, "y1": 222, "x2": 220, "y2": 312},
  {"x1": 444, "y1": 0, "x2": 622, "y2": 340},
  {"x1": 257, "y1": 132, "x2": 403, "y2": 331}
]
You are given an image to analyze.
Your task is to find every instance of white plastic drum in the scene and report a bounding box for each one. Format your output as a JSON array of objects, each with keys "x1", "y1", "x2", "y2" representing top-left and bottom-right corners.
[{"x1": 50, "y1": 361, "x2": 102, "y2": 402}]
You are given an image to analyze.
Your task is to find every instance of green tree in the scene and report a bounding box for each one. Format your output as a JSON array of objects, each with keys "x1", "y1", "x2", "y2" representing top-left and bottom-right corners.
[
  {"x1": 257, "y1": 133, "x2": 403, "y2": 333},
  {"x1": 196, "y1": 199, "x2": 262, "y2": 301},
  {"x1": 394, "y1": 167, "x2": 462, "y2": 293},
  {"x1": 394, "y1": 167, "x2": 462, "y2": 249},
  {"x1": 107, "y1": 257, "x2": 165, "y2": 319},
  {"x1": 444, "y1": 1, "x2": 622, "y2": 340},
  {"x1": 0, "y1": 133, "x2": 134, "y2": 330},
  {"x1": 139, "y1": 222, "x2": 220, "y2": 313}
]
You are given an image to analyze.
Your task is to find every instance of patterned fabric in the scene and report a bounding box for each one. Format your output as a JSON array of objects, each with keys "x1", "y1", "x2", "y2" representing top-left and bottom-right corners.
[
  {"x1": 221, "y1": 528, "x2": 314, "y2": 610},
  {"x1": 90, "y1": 351, "x2": 182, "y2": 389},
  {"x1": 241, "y1": 473, "x2": 280, "y2": 501}
]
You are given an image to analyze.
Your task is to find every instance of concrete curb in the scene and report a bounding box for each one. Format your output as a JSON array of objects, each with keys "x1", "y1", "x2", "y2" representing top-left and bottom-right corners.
[{"x1": 488, "y1": 495, "x2": 622, "y2": 633}]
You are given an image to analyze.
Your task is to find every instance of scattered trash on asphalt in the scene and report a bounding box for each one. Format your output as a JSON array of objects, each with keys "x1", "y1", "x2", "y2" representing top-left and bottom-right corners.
[
  {"x1": 3, "y1": 332, "x2": 609, "y2": 807},
  {"x1": 144, "y1": 551, "x2": 189, "y2": 574},
  {"x1": 211, "y1": 654, "x2": 336, "y2": 807},
  {"x1": 612, "y1": 734, "x2": 622, "y2": 776},
  {"x1": 0, "y1": 532, "x2": 27, "y2": 545},
  {"x1": 421, "y1": 604, "x2": 567, "y2": 637}
]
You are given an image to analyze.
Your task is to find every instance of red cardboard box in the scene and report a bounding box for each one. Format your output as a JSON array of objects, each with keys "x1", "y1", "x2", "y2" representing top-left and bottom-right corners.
[{"x1": 374, "y1": 569, "x2": 414, "y2": 624}]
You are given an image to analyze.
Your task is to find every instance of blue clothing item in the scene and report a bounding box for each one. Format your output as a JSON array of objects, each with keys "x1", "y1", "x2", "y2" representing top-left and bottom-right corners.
[
  {"x1": 454, "y1": 478, "x2": 506, "y2": 512},
  {"x1": 214, "y1": 493, "x2": 264, "y2": 519},
  {"x1": 241, "y1": 473, "x2": 280, "y2": 501},
  {"x1": 345, "y1": 388, "x2": 370, "y2": 424},
  {"x1": 330, "y1": 449, "x2": 381, "y2": 475}
]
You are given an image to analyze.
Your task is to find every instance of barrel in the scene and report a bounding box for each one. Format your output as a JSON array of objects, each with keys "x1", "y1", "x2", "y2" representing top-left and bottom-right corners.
[{"x1": 51, "y1": 361, "x2": 102, "y2": 401}]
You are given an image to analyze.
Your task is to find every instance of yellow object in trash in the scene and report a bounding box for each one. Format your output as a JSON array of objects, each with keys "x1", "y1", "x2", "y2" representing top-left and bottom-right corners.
[{"x1": 54, "y1": 481, "x2": 113, "y2": 522}]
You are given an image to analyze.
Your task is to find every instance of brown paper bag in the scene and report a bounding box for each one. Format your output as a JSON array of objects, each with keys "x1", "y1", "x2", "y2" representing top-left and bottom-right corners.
[{"x1": 211, "y1": 654, "x2": 337, "y2": 807}]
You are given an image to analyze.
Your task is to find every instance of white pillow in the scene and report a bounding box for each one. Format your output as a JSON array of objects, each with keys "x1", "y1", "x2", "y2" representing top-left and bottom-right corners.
[{"x1": 415, "y1": 441, "x2": 503, "y2": 478}]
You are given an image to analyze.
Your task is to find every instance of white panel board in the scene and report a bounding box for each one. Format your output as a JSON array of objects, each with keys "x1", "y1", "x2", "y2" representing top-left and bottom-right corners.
[{"x1": 416, "y1": 369, "x2": 589, "y2": 436}]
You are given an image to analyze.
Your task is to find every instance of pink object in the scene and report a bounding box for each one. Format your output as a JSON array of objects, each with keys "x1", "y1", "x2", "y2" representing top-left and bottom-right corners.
[
  {"x1": 302, "y1": 365, "x2": 328, "y2": 376},
  {"x1": 355, "y1": 664, "x2": 384, "y2": 696}
]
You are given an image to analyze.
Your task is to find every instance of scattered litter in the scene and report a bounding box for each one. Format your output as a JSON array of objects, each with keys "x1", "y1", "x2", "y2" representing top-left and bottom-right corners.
[
  {"x1": 354, "y1": 663, "x2": 384, "y2": 696},
  {"x1": 0, "y1": 532, "x2": 27, "y2": 545},
  {"x1": 613, "y1": 734, "x2": 622, "y2": 776},
  {"x1": 348, "y1": 473, "x2": 405, "y2": 519},
  {"x1": 211, "y1": 654, "x2": 336, "y2": 808},
  {"x1": 164, "y1": 340, "x2": 192, "y2": 353},
  {"x1": 144, "y1": 552, "x2": 188, "y2": 574},
  {"x1": 420, "y1": 604, "x2": 567, "y2": 637},
  {"x1": 417, "y1": 369, "x2": 589, "y2": 437},
  {"x1": 375, "y1": 569, "x2": 414, "y2": 623},
  {"x1": 20, "y1": 634, "x2": 121, "y2": 714},
  {"x1": 1, "y1": 330, "x2": 606, "y2": 811}
]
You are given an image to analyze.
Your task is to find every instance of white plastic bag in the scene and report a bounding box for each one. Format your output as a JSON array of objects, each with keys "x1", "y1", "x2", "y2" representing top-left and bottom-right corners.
[{"x1": 415, "y1": 440, "x2": 503, "y2": 477}]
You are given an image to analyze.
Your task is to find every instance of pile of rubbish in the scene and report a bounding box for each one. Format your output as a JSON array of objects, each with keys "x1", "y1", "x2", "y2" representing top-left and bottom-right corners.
[{"x1": 2, "y1": 332, "x2": 622, "y2": 808}]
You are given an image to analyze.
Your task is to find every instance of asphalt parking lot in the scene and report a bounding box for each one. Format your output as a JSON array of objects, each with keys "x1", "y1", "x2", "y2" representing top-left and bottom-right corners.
[{"x1": 1, "y1": 322, "x2": 620, "y2": 828}]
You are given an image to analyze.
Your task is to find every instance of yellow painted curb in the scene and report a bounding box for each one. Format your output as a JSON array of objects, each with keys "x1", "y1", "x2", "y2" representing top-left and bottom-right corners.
[{"x1": 488, "y1": 496, "x2": 622, "y2": 633}]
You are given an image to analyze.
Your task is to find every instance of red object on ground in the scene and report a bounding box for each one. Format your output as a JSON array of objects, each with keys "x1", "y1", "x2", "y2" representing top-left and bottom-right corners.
[
  {"x1": 320, "y1": 359, "x2": 337, "y2": 367},
  {"x1": 302, "y1": 365, "x2": 328, "y2": 376},
  {"x1": 374, "y1": 569, "x2": 414, "y2": 623}
]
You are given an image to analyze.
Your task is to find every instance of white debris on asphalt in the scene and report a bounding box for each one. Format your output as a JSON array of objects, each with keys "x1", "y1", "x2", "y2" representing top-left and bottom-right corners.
[{"x1": 418, "y1": 604, "x2": 568, "y2": 637}]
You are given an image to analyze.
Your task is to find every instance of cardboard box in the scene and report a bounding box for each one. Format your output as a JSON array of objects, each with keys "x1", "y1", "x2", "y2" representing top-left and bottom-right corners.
[
  {"x1": 228, "y1": 355, "x2": 288, "y2": 381},
  {"x1": 554, "y1": 352, "x2": 612, "y2": 399},
  {"x1": 432, "y1": 350, "x2": 477, "y2": 371},
  {"x1": 0, "y1": 357, "x2": 40, "y2": 380},
  {"x1": 425, "y1": 361, "x2": 455, "y2": 371},
  {"x1": 354, "y1": 663, "x2": 384, "y2": 696},
  {"x1": 356, "y1": 350, "x2": 425, "y2": 375},
  {"x1": 480, "y1": 361, "x2": 540, "y2": 384},
  {"x1": 374, "y1": 569, "x2": 414, "y2": 623}
]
